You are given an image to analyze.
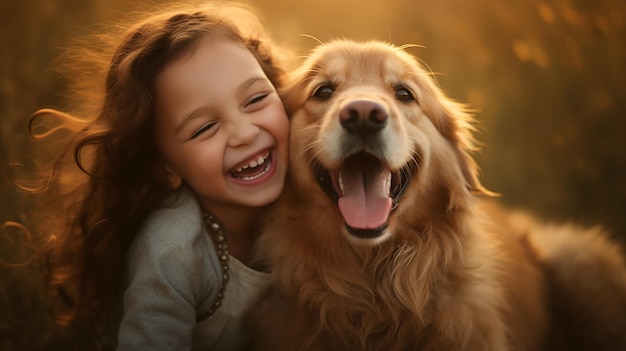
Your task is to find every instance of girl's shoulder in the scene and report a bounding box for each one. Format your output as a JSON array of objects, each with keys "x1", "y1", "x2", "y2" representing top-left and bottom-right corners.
[
  {"x1": 136, "y1": 187, "x2": 205, "y2": 246},
  {"x1": 124, "y1": 186, "x2": 220, "y2": 298},
  {"x1": 126, "y1": 187, "x2": 217, "y2": 273}
]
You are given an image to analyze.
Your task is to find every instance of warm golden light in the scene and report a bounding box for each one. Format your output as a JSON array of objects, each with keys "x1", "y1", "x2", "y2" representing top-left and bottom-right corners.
[{"x1": 1, "y1": 0, "x2": 625, "y2": 348}]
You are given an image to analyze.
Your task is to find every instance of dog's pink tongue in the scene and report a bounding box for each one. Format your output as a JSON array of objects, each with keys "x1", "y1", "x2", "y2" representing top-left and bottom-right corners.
[{"x1": 338, "y1": 166, "x2": 392, "y2": 229}]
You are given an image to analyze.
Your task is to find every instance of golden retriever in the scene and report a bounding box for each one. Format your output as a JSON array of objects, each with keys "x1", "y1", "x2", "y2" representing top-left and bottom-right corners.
[{"x1": 249, "y1": 40, "x2": 626, "y2": 351}]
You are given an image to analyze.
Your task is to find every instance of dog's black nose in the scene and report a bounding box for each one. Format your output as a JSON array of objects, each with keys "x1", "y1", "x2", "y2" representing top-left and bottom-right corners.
[{"x1": 340, "y1": 100, "x2": 388, "y2": 136}]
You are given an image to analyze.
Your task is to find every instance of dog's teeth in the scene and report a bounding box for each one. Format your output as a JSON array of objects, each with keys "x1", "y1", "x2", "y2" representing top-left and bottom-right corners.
[
  {"x1": 339, "y1": 173, "x2": 345, "y2": 195},
  {"x1": 386, "y1": 173, "x2": 392, "y2": 196}
]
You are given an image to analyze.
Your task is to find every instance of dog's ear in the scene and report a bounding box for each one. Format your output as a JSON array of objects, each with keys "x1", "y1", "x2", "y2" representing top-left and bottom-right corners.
[
  {"x1": 417, "y1": 77, "x2": 497, "y2": 197},
  {"x1": 279, "y1": 82, "x2": 306, "y2": 119},
  {"x1": 278, "y1": 62, "x2": 314, "y2": 119}
]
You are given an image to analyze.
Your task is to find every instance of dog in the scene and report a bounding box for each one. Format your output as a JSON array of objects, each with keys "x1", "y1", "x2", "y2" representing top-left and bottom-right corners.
[{"x1": 248, "y1": 39, "x2": 626, "y2": 351}]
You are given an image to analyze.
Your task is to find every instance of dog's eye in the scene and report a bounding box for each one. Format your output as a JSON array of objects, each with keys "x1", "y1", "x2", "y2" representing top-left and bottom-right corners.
[
  {"x1": 312, "y1": 84, "x2": 335, "y2": 100},
  {"x1": 395, "y1": 86, "x2": 416, "y2": 103}
]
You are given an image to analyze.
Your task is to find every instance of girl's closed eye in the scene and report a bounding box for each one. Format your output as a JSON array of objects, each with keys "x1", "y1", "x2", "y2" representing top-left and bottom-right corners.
[
  {"x1": 243, "y1": 92, "x2": 271, "y2": 110},
  {"x1": 189, "y1": 121, "x2": 218, "y2": 140}
]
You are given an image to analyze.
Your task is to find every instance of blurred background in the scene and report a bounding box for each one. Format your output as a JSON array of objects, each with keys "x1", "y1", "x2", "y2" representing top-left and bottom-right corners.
[{"x1": 1, "y1": 0, "x2": 625, "y2": 349}]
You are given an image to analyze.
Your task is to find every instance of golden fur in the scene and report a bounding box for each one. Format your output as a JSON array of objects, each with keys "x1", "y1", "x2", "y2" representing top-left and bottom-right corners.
[{"x1": 249, "y1": 40, "x2": 626, "y2": 351}]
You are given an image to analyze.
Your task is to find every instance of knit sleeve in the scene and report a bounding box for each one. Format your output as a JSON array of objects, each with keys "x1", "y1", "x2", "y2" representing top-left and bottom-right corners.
[{"x1": 116, "y1": 190, "x2": 220, "y2": 350}]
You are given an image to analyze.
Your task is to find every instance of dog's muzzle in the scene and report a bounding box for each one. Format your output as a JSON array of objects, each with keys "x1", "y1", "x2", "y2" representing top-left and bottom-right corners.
[{"x1": 314, "y1": 100, "x2": 415, "y2": 240}]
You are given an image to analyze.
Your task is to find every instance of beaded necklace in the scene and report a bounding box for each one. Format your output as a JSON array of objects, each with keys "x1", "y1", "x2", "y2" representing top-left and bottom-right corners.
[{"x1": 197, "y1": 213, "x2": 229, "y2": 320}]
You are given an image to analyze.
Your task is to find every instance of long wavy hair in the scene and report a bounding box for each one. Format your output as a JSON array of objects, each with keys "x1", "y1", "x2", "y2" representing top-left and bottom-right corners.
[{"x1": 17, "y1": 1, "x2": 287, "y2": 339}]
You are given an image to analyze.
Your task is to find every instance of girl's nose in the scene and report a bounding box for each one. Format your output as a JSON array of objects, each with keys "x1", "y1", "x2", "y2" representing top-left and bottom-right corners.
[{"x1": 226, "y1": 119, "x2": 259, "y2": 147}]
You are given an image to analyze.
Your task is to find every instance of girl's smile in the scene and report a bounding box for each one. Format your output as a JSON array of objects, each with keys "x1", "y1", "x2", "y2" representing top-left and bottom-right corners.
[
  {"x1": 228, "y1": 148, "x2": 276, "y2": 185},
  {"x1": 153, "y1": 35, "x2": 290, "y2": 212}
]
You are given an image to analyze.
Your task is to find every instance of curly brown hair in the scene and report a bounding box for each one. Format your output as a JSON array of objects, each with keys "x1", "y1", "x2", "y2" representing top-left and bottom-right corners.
[{"x1": 18, "y1": 1, "x2": 288, "y2": 340}]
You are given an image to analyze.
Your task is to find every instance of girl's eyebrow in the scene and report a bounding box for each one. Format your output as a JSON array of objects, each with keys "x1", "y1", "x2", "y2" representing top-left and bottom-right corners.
[
  {"x1": 237, "y1": 76, "x2": 268, "y2": 95},
  {"x1": 176, "y1": 108, "x2": 206, "y2": 135},
  {"x1": 175, "y1": 76, "x2": 269, "y2": 134}
]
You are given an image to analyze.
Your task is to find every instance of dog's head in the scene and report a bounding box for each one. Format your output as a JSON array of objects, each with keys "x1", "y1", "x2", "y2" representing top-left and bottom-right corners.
[{"x1": 282, "y1": 40, "x2": 492, "y2": 243}]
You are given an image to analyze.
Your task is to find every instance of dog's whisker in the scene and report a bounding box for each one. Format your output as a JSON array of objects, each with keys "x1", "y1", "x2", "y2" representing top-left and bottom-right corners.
[
  {"x1": 301, "y1": 74, "x2": 320, "y2": 85},
  {"x1": 399, "y1": 43, "x2": 426, "y2": 51},
  {"x1": 411, "y1": 57, "x2": 443, "y2": 84},
  {"x1": 407, "y1": 154, "x2": 421, "y2": 171},
  {"x1": 304, "y1": 141, "x2": 324, "y2": 164},
  {"x1": 299, "y1": 33, "x2": 324, "y2": 46}
]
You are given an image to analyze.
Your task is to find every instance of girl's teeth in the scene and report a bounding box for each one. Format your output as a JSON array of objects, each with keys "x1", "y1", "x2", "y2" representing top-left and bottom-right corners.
[{"x1": 235, "y1": 152, "x2": 269, "y2": 172}]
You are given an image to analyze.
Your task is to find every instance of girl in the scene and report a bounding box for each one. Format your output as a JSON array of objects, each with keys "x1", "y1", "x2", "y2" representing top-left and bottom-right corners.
[{"x1": 21, "y1": 2, "x2": 290, "y2": 349}]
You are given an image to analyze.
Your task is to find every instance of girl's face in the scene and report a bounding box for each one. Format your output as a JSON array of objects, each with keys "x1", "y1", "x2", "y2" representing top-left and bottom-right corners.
[{"x1": 153, "y1": 36, "x2": 289, "y2": 214}]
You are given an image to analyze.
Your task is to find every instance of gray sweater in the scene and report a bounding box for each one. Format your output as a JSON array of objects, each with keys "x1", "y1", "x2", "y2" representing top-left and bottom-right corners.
[{"x1": 114, "y1": 188, "x2": 270, "y2": 350}]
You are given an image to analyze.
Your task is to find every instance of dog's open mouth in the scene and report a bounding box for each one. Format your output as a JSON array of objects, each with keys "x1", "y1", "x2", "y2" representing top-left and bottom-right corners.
[{"x1": 315, "y1": 152, "x2": 414, "y2": 239}]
